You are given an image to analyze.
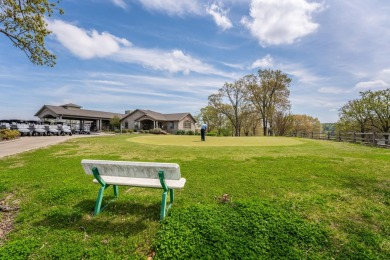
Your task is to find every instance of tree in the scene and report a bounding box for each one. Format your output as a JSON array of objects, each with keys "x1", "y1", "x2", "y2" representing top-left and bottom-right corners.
[
  {"x1": 199, "y1": 106, "x2": 228, "y2": 136},
  {"x1": 244, "y1": 69, "x2": 291, "y2": 136},
  {"x1": 241, "y1": 106, "x2": 260, "y2": 136},
  {"x1": 208, "y1": 79, "x2": 249, "y2": 136},
  {"x1": 109, "y1": 116, "x2": 121, "y2": 130},
  {"x1": 272, "y1": 110, "x2": 293, "y2": 136},
  {"x1": 338, "y1": 98, "x2": 370, "y2": 133},
  {"x1": 322, "y1": 123, "x2": 336, "y2": 134},
  {"x1": 361, "y1": 89, "x2": 390, "y2": 133},
  {"x1": 291, "y1": 114, "x2": 321, "y2": 136},
  {"x1": 361, "y1": 89, "x2": 390, "y2": 143},
  {"x1": 0, "y1": 0, "x2": 63, "y2": 66}
]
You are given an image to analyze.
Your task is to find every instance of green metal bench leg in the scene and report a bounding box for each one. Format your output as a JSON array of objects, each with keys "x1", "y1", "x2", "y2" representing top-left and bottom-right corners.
[
  {"x1": 113, "y1": 185, "x2": 119, "y2": 198},
  {"x1": 160, "y1": 191, "x2": 168, "y2": 220},
  {"x1": 158, "y1": 171, "x2": 176, "y2": 220},
  {"x1": 95, "y1": 186, "x2": 106, "y2": 215},
  {"x1": 92, "y1": 166, "x2": 111, "y2": 216}
]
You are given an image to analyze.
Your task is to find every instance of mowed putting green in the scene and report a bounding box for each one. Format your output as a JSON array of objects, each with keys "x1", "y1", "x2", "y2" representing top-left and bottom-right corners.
[{"x1": 128, "y1": 135, "x2": 304, "y2": 146}]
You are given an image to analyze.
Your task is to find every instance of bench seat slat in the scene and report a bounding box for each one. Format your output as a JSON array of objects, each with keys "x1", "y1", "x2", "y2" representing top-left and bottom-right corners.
[{"x1": 93, "y1": 176, "x2": 186, "y2": 189}]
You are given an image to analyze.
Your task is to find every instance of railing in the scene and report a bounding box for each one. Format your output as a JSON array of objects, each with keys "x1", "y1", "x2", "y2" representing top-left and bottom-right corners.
[{"x1": 290, "y1": 132, "x2": 390, "y2": 148}]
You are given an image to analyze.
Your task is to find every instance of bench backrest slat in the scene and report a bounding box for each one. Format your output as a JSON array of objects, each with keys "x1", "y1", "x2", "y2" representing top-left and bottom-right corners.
[{"x1": 81, "y1": 159, "x2": 181, "y2": 180}]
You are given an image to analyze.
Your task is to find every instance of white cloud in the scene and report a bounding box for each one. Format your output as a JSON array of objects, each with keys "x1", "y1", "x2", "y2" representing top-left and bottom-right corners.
[
  {"x1": 206, "y1": 2, "x2": 233, "y2": 31},
  {"x1": 318, "y1": 87, "x2": 349, "y2": 94},
  {"x1": 277, "y1": 63, "x2": 323, "y2": 84},
  {"x1": 250, "y1": 54, "x2": 273, "y2": 69},
  {"x1": 221, "y1": 62, "x2": 245, "y2": 70},
  {"x1": 136, "y1": 0, "x2": 202, "y2": 16},
  {"x1": 241, "y1": 0, "x2": 325, "y2": 46},
  {"x1": 49, "y1": 20, "x2": 232, "y2": 77},
  {"x1": 112, "y1": 0, "x2": 127, "y2": 9},
  {"x1": 48, "y1": 20, "x2": 131, "y2": 59},
  {"x1": 112, "y1": 47, "x2": 232, "y2": 77},
  {"x1": 354, "y1": 80, "x2": 390, "y2": 90},
  {"x1": 377, "y1": 68, "x2": 390, "y2": 82}
]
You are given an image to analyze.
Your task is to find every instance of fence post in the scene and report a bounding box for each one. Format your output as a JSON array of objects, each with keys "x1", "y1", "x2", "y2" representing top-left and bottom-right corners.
[
  {"x1": 311, "y1": 132, "x2": 314, "y2": 139},
  {"x1": 327, "y1": 132, "x2": 330, "y2": 140},
  {"x1": 338, "y1": 132, "x2": 341, "y2": 142},
  {"x1": 373, "y1": 132, "x2": 377, "y2": 145},
  {"x1": 353, "y1": 132, "x2": 356, "y2": 142}
]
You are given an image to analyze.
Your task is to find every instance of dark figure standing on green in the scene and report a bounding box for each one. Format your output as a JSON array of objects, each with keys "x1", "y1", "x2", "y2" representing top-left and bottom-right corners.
[{"x1": 201, "y1": 123, "x2": 207, "y2": 141}]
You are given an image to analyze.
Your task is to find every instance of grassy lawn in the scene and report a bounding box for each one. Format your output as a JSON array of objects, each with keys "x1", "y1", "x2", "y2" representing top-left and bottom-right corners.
[{"x1": 0, "y1": 135, "x2": 389, "y2": 259}]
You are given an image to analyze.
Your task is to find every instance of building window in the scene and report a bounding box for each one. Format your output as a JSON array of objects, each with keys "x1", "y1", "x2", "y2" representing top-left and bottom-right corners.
[
  {"x1": 169, "y1": 122, "x2": 174, "y2": 129},
  {"x1": 183, "y1": 120, "x2": 191, "y2": 129}
]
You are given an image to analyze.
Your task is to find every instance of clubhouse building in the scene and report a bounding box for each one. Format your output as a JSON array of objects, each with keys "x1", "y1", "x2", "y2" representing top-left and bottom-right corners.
[{"x1": 34, "y1": 103, "x2": 196, "y2": 133}]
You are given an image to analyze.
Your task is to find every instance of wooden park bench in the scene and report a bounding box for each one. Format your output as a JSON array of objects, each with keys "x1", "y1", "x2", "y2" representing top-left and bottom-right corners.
[{"x1": 81, "y1": 159, "x2": 186, "y2": 220}]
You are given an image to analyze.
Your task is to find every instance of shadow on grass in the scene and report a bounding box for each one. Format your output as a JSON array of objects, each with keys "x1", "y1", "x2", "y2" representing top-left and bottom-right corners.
[{"x1": 34, "y1": 199, "x2": 161, "y2": 237}]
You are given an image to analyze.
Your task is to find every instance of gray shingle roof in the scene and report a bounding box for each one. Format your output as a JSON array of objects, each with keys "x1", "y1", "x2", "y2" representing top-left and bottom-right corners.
[
  {"x1": 124, "y1": 109, "x2": 196, "y2": 122},
  {"x1": 35, "y1": 105, "x2": 124, "y2": 119}
]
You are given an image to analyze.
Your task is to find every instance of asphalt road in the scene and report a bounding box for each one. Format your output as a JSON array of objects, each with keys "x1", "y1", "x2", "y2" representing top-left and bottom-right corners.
[{"x1": 0, "y1": 134, "x2": 108, "y2": 158}]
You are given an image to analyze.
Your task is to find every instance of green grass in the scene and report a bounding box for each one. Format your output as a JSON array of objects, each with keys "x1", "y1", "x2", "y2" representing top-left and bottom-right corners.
[
  {"x1": 129, "y1": 135, "x2": 304, "y2": 146},
  {"x1": 0, "y1": 135, "x2": 389, "y2": 259}
]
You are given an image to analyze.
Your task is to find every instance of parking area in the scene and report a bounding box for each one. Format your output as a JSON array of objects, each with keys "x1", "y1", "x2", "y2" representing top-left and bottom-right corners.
[{"x1": 0, "y1": 133, "x2": 109, "y2": 158}]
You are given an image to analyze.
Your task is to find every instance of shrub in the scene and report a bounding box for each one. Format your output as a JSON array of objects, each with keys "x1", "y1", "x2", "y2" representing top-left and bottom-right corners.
[
  {"x1": 144, "y1": 130, "x2": 149, "y2": 134},
  {"x1": 0, "y1": 129, "x2": 20, "y2": 140},
  {"x1": 121, "y1": 129, "x2": 128, "y2": 133},
  {"x1": 206, "y1": 131, "x2": 217, "y2": 136},
  {"x1": 176, "y1": 130, "x2": 185, "y2": 135},
  {"x1": 186, "y1": 130, "x2": 194, "y2": 135},
  {"x1": 150, "y1": 128, "x2": 164, "y2": 134}
]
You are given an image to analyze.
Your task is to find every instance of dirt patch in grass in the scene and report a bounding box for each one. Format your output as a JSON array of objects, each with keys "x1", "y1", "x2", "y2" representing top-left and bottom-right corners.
[{"x1": 0, "y1": 193, "x2": 20, "y2": 243}]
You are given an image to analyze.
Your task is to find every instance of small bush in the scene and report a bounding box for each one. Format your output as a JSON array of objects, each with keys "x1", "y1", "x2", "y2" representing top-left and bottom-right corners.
[
  {"x1": 186, "y1": 130, "x2": 194, "y2": 135},
  {"x1": 150, "y1": 128, "x2": 164, "y2": 134},
  {"x1": 206, "y1": 131, "x2": 217, "y2": 136},
  {"x1": 121, "y1": 129, "x2": 128, "y2": 133},
  {"x1": 176, "y1": 130, "x2": 185, "y2": 135},
  {"x1": 0, "y1": 129, "x2": 20, "y2": 140},
  {"x1": 144, "y1": 130, "x2": 149, "y2": 134}
]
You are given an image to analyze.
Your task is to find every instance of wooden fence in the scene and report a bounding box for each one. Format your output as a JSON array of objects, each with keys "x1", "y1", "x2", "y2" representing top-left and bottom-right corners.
[{"x1": 290, "y1": 132, "x2": 390, "y2": 148}]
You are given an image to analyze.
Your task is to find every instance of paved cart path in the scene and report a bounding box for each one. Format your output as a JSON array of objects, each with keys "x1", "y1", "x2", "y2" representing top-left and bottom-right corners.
[{"x1": 0, "y1": 133, "x2": 110, "y2": 158}]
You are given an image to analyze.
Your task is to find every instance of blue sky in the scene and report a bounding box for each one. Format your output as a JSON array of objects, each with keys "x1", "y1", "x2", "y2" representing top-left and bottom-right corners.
[{"x1": 1, "y1": 0, "x2": 390, "y2": 123}]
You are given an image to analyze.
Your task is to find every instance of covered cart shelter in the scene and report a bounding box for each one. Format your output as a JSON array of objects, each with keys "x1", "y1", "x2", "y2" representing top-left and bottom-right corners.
[{"x1": 34, "y1": 103, "x2": 124, "y2": 132}]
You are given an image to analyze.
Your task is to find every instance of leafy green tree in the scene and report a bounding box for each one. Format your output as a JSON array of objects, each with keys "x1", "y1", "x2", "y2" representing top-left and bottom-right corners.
[
  {"x1": 199, "y1": 106, "x2": 228, "y2": 136},
  {"x1": 338, "y1": 98, "x2": 370, "y2": 133},
  {"x1": 241, "y1": 106, "x2": 260, "y2": 136},
  {"x1": 208, "y1": 79, "x2": 249, "y2": 136},
  {"x1": 361, "y1": 89, "x2": 390, "y2": 133},
  {"x1": 272, "y1": 110, "x2": 293, "y2": 136},
  {"x1": 322, "y1": 123, "x2": 336, "y2": 134},
  {"x1": 109, "y1": 116, "x2": 121, "y2": 130},
  {"x1": 0, "y1": 0, "x2": 63, "y2": 66},
  {"x1": 244, "y1": 69, "x2": 291, "y2": 136}
]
